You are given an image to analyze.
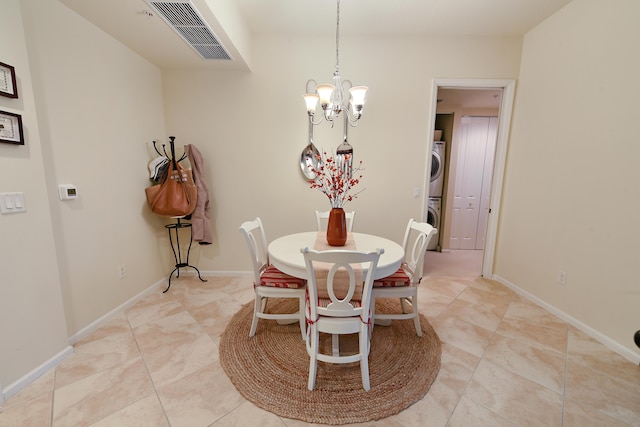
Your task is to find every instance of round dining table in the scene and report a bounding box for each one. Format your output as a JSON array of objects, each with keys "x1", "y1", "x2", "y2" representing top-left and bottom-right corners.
[{"x1": 268, "y1": 231, "x2": 404, "y2": 280}]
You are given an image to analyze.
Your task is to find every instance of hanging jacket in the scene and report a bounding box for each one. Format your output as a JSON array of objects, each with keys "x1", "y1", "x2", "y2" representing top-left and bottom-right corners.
[{"x1": 185, "y1": 144, "x2": 213, "y2": 245}]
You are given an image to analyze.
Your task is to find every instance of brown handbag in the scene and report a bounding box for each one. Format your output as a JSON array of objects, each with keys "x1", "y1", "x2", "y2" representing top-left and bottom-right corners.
[{"x1": 145, "y1": 161, "x2": 197, "y2": 217}]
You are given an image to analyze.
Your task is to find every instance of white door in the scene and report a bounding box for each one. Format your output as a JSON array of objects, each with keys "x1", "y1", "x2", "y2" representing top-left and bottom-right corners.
[
  {"x1": 475, "y1": 117, "x2": 498, "y2": 249},
  {"x1": 449, "y1": 116, "x2": 498, "y2": 249}
]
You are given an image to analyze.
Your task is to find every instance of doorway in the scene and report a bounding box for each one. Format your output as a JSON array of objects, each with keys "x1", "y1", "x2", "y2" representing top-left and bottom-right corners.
[{"x1": 425, "y1": 79, "x2": 516, "y2": 278}]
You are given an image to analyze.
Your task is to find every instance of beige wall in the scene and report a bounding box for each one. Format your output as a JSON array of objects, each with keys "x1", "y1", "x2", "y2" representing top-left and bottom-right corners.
[
  {"x1": 0, "y1": 0, "x2": 69, "y2": 394},
  {"x1": 495, "y1": 0, "x2": 640, "y2": 358},
  {"x1": 160, "y1": 35, "x2": 522, "y2": 273},
  {"x1": 22, "y1": 0, "x2": 169, "y2": 336},
  {"x1": 2, "y1": 0, "x2": 169, "y2": 392}
]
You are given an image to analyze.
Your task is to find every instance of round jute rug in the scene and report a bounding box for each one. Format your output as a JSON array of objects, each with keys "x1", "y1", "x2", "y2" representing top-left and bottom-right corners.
[{"x1": 219, "y1": 298, "x2": 442, "y2": 425}]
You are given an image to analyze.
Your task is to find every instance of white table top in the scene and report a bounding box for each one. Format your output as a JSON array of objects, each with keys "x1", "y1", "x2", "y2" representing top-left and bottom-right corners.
[{"x1": 268, "y1": 231, "x2": 404, "y2": 280}]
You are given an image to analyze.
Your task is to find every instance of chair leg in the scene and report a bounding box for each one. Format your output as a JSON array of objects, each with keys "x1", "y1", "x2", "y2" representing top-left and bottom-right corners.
[
  {"x1": 249, "y1": 295, "x2": 261, "y2": 337},
  {"x1": 372, "y1": 296, "x2": 391, "y2": 327},
  {"x1": 400, "y1": 297, "x2": 408, "y2": 313},
  {"x1": 411, "y1": 296, "x2": 422, "y2": 337},
  {"x1": 359, "y1": 325, "x2": 370, "y2": 391},
  {"x1": 369, "y1": 298, "x2": 376, "y2": 338},
  {"x1": 331, "y1": 334, "x2": 340, "y2": 356},
  {"x1": 298, "y1": 296, "x2": 306, "y2": 341},
  {"x1": 308, "y1": 327, "x2": 319, "y2": 391}
]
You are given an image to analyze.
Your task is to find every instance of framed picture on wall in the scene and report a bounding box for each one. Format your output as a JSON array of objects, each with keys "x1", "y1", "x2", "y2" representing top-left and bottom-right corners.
[
  {"x1": 0, "y1": 110, "x2": 24, "y2": 145},
  {"x1": 0, "y1": 62, "x2": 18, "y2": 98}
]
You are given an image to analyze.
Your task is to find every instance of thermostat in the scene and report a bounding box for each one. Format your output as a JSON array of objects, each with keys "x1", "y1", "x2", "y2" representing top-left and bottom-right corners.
[{"x1": 59, "y1": 184, "x2": 78, "y2": 200}]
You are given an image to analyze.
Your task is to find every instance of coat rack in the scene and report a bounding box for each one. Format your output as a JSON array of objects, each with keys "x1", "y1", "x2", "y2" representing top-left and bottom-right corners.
[{"x1": 152, "y1": 136, "x2": 207, "y2": 293}]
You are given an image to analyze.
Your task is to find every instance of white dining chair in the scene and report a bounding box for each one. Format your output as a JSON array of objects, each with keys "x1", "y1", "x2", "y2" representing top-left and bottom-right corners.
[
  {"x1": 371, "y1": 219, "x2": 437, "y2": 337},
  {"x1": 239, "y1": 218, "x2": 306, "y2": 340},
  {"x1": 301, "y1": 247, "x2": 382, "y2": 391},
  {"x1": 315, "y1": 210, "x2": 356, "y2": 232}
]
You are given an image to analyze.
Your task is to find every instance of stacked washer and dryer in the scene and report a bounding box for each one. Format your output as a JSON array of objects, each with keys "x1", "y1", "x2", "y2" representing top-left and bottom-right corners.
[{"x1": 427, "y1": 136, "x2": 445, "y2": 250}]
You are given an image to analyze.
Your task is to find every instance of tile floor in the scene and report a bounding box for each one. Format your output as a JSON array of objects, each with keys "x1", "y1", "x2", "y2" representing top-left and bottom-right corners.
[{"x1": 1, "y1": 250, "x2": 639, "y2": 426}]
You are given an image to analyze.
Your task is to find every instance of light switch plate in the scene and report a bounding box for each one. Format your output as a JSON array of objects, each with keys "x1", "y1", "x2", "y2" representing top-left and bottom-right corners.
[{"x1": 0, "y1": 192, "x2": 26, "y2": 214}]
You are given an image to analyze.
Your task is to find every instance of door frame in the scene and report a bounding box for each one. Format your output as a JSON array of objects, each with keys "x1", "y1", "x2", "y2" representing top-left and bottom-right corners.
[{"x1": 426, "y1": 78, "x2": 516, "y2": 278}]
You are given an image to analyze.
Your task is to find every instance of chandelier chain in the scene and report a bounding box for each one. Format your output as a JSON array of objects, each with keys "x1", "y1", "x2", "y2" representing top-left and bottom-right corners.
[
  {"x1": 335, "y1": 0, "x2": 340, "y2": 73},
  {"x1": 303, "y1": 0, "x2": 367, "y2": 129}
]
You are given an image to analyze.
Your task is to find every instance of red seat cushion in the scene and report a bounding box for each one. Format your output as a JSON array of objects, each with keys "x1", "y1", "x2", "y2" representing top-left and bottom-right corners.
[
  {"x1": 260, "y1": 265, "x2": 306, "y2": 288},
  {"x1": 373, "y1": 267, "x2": 411, "y2": 288}
]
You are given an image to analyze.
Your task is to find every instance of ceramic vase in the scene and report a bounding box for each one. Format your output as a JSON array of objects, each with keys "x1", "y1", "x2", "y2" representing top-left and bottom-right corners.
[{"x1": 326, "y1": 207, "x2": 347, "y2": 246}]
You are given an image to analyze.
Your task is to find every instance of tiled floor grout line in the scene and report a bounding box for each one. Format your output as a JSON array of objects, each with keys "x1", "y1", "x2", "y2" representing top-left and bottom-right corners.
[
  {"x1": 49, "y1": 370, "x2": 56, "y2": 427},
  {"x1": 560, "y1": 326, "x2": 570, "y2": 427},
  {"x1": 126, "y1": 308, "x2": 173, "y2": 427}
]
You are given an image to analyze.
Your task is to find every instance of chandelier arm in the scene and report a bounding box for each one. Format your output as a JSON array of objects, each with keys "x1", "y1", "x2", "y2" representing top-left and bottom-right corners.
[
  {"x1": 343, "y1": 108, "x2": 361, "y2": 127},
  {"x1": 309, "y1": 114, "x2": 323, "y2": 126},
  {"x1": 306, "y1": 79, "x2": 318, "y2": 93}
]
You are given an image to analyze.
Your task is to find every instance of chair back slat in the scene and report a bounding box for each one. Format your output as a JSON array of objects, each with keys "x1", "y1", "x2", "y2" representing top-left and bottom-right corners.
[
  {"x1": 302, "y1": 248, "x2": 382, "y2": 321},
  {"x1": 325, "y1": 262, "x2": 358, "y2": 305}
]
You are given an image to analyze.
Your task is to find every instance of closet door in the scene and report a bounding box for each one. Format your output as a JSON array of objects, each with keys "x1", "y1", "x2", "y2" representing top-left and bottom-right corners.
[
  {"x1": 475, "y1": 117, "x2": 497, "y2": 249},
  {"x1": 449, "y1": 116, "x2": 497, "y2": 250}
]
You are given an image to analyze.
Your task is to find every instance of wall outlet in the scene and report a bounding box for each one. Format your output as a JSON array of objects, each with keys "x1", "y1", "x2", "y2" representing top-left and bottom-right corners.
[
  {"x1": 118, "y1": 264, "x2": 127, "y2": 279},
  {"x1": 558, "y1": 270, "x2": 567, "y2": 286}
]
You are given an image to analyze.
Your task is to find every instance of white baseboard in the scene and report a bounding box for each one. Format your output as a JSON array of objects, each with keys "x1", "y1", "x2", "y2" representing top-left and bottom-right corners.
[
  {"x1": 492, "y1": 274, "x2": 640, "y2": 365},
  {"x1": 2, "y1": 270, "x2": 268, "y2": 402},
  {"x1": 2, "y1": 345, "x2": 74, "y2": 402},
  {"x1": 2, "y1": 272, "x2": 256, "y2": 403},
  {"x1": 68, "y1": 272, "x2": 253, "y2": 345},
  {"x1": 1, "y1": 277, "x2": 170, "y2": 402},
  {"x1": 69, "y1": 277, "x2": 170, "y2": 345}
]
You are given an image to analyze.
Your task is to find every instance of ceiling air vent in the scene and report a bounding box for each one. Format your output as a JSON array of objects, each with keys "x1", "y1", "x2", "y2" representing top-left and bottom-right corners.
[{"x1": 145, "y1": 0, "x2": 231, "y2": 60}]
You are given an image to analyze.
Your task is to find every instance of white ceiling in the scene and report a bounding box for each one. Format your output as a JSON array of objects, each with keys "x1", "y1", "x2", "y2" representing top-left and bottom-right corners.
[
  {"x1": 235, "y1": 0, "x2": 571, "y2": 37},
  {"x1": 57, "y1": 0, "x2": 572, "y2": 71}
]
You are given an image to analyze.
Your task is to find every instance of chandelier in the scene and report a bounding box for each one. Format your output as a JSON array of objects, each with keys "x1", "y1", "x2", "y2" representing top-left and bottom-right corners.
[{"x1": 303, "y1": 0, "x2": 368, "y2": 128}]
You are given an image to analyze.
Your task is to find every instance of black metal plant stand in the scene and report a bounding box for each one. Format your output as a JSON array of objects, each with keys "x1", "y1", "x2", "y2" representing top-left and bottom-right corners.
[{"x1": 164, "y1": 217, "x2": 207, "y2": 293}]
